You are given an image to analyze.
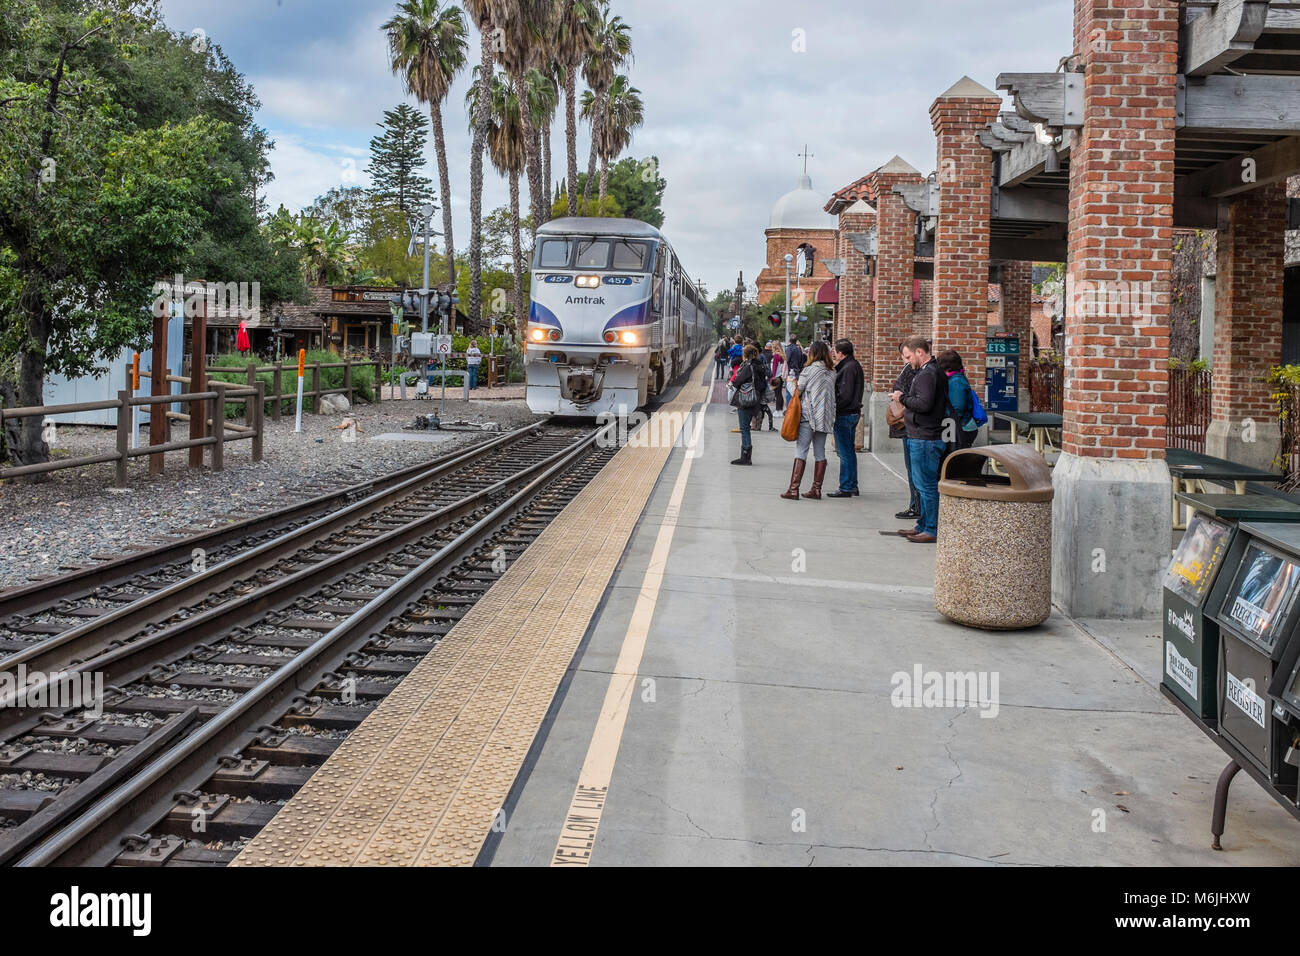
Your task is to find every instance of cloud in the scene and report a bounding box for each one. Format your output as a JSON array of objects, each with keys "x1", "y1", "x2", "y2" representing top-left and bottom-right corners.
[{"x1": 159, "y1": 0, "x2": 1074, "y2": 296}]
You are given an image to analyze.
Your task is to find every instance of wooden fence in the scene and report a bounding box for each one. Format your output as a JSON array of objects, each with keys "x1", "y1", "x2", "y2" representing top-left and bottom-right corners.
[
  {"x1": 205, "y1": 357, "x2": 382, "y2": 421},
  {"x1": 1028, "y1": 359, "x2": 1063, "y2": 415},
  {"x1": 0, "y1": 381, "x2": 264, "y2": 486}
]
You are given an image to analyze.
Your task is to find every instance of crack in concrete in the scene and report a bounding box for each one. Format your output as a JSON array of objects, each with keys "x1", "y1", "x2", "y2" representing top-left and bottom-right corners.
[{"x1": 923, "y1": 706, "x2": 967, "y2": 849}]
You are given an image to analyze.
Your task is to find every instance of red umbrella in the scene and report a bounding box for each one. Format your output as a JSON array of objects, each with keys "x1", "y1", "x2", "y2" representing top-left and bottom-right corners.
[{"x1": 236, "y1": 320, "x2": 251, "y2": 353}]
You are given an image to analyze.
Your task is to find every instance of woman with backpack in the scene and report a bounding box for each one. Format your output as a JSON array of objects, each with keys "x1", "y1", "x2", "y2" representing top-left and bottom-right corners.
[
  {"x1": 781, "y1": 340, "x2": 836, "y2": 500},
  {"x1": 936, "y1": 349, "x2": 981, "y2": 462},
  {"x1": 730, "y1": 345, "x2": 769, "y2": 466}
]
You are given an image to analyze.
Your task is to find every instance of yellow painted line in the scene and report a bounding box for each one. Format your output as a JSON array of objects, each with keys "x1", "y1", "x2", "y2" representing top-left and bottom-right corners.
[{"x1": 552, "y1": 386, "x2": 710, "y2": 867}]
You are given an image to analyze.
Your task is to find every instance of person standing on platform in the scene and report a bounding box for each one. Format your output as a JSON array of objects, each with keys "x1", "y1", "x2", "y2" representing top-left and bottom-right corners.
[
  {"x1": 780, "y1": 340, "x2": 835, "y2": 500},
  {"x1": 730, "y1": 345, "x2": 768, "y2": 466},
  {"x1": 828, "y1": 338, "x2": 864, "y2": 498},
  {"x1": 714, "y1": 338, "x2": 728, "y2": 379},
  {"x1": 784, "y1": 337, "x2": 805, "y2": 403},
  {"x1": 728, "y1": 335, "x2": 743, "y2": 371},
  {"x1": 891, "y1": 336, "x2": 945, "y2": 544},
  {"x1": 937, "y1": 349, "x2": 979, "y2": 462},
  {"x1": 893, "y1": 342, "x2": 921, "y2": 521},
  {"x1": 769, "y1": 340, "x2": 785, "y2": 412},
  {"x1": 466, "y1": 340, "x2": 482, "y2": 390}
]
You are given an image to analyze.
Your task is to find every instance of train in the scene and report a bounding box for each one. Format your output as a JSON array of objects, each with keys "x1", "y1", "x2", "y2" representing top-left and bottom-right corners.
[{"x1": 524, "y1": 217, "x2": 713, "y2": 416}]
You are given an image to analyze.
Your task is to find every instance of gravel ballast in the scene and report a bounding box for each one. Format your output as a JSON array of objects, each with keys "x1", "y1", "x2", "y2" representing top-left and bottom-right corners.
[{"x1": 0, "y1": 397, "x2": 542, "y2": 589}]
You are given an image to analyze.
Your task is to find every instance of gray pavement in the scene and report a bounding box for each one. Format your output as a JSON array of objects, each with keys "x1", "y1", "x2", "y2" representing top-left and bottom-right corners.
[{"x1": 486, "y1": 401, "x2": 1300, "y2": 866}]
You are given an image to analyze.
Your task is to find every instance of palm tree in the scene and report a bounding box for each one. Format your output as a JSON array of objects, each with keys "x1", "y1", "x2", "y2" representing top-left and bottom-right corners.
[
  {"x1": 581, "y1": 8, "x2": 631, "y2": 203},
  {"x1": 467, "y1": 66, "x2": 527, "y2": 332},
  {"x1": 525, "y1": 63, "x2": 561, "y2": 225},
  {"x1": 463, "y1": 0, "x2": 513, "y2": 326},
  {"x1": 295, "y1": 217, "x2": 354, "y2": 286},
  {"x1": 495, "y1": 1, "x2": 553, "y2": 236},
  {"x1": 581, "y1": 75, "x2": 643, "y2": 202},
  {"x1": 553, "y1": 0, "x2": 601, "y2": 216},
  {"x1": 383, "y1": 0, "x2": 468, "y2": 286}
]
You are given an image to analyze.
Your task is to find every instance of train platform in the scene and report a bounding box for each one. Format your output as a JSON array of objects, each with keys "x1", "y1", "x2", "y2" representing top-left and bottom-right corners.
[{"x1": 235, "y1": 369, "x2": 1300, "y2": 867}]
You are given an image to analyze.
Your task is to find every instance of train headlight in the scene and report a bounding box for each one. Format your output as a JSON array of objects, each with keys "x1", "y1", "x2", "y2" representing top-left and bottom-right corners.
[
  {"x1": 575, "y1": 275, "x2": 601, "y2": 288},
  {"x1": 530, "y1": 328, "x2": 546, "y2": 342},
  {"x1": 621, "y1": 331, "x2": 638, "y2": 345},
  {"x1": 603, "y1": 330, "x2": 617, "y2": 343}
]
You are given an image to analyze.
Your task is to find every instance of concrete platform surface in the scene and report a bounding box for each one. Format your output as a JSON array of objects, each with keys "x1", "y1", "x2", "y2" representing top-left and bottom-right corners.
[{"x1": 485, "y1": 405, "x2": 1300, "y2": 866}]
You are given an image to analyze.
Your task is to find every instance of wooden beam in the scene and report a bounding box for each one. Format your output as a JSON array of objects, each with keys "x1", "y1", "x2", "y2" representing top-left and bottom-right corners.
[
  {"x1": 990, "y1": 237, "x2": 1067, "y2": 261},
  {"x1": 997, "y1": 132, "x2": 1072, "y2": 188},
  {"x1": 997, "y1": 72, "x2": 1083, "y2": 128},
  {"x1": 991, "y1": 186, "x2": 1067, "y2": 222},
  {"x1": 1182, "y1": 0, "x2": 1270, "y2": 75},
  {"x1": 1181, "y1": 74, "x2": 1300, "y2": 133},
  {"x1": 1179, "y1": 132, "x2": 1300, "y2": 196}
]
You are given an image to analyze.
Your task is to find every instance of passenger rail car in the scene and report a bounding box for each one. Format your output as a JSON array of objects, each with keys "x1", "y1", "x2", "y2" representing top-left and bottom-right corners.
[{"x1": 525, "y1": 217, "x2": 712, "y2": 415}]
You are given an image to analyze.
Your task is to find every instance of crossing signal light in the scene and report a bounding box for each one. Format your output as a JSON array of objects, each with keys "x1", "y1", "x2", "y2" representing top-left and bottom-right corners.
[{"x1": 768, "y1": 312, "x2": 781, "y2": 327}]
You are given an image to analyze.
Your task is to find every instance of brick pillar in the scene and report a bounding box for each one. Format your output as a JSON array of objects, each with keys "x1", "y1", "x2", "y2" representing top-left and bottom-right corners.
[
  {"x1": 1052, "y1": 0, "x2": 1178, "y2": 618},
  {"x1": 865, "y1": 157, "x2": 924, "y2": 451},
  {"x1": 930, "y1": 78, "x2": 1001, "y2": 392},
  {"x1": 835, "y1": 200, "x2": 876, "y2": 368},
  {"x1": 1001, "y1": 260, "x2": 1033, "y2": 410},
  {"x1": 1206, "y1": 182, "x2": 1286, "y2": 471}
]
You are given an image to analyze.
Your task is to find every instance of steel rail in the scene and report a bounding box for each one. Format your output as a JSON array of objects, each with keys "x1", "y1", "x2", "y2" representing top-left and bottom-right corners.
[{"x1": 15, "y1": 425, "x2": 606, "y2": 867}]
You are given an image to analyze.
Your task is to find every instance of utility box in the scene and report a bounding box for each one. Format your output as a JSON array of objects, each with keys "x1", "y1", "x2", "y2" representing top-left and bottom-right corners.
[
  {"x1": 1162, "y1": 494, "x2": 1300, "y2": 720},
  {"x1": 984, "y1": 334, "x2": 1019, "y2": 414},
  {"x1": 410, "y1": 333, "x2": 433, "y2": 358},
  {"x1": 1206, "y1": 521, "x2": 1300, "y2": 789}
]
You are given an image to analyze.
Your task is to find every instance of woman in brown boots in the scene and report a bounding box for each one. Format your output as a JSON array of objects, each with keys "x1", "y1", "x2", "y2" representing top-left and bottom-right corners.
[{"x1": 781, "y1": 340, "x2": 836, "y2": 500}]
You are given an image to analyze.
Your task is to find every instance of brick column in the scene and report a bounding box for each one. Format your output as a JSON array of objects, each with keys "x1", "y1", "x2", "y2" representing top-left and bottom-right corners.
[
  {"x1": 1206, "y1": 182, "x2": 1286, "y2": 471},
  {"x1": 1001, "y1": 260, "x2": 1033, "y2": 410},
  {"x1": 930, "y1": 78, "x2": 1001, "y2": 392},
  {"x1": 865, "y1": 157, "x2": 924, "y2": 451},
  {"x1": 1052, "y1": 0, "x2": 1178, "y2": 618},
  {"x1": 835, "y1": 200, "x2": 876, "y2": 367}
]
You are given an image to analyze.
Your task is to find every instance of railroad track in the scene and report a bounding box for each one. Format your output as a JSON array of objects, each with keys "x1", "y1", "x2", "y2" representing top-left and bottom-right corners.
[{"x1": 0, "y1": 423, "x2": 614, "y2": 866}]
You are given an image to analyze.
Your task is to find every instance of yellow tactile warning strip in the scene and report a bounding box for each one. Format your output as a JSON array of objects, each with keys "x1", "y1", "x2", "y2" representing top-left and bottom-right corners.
[{"x1": 232, "y1": 366, "x2": 711, "y2": 867}]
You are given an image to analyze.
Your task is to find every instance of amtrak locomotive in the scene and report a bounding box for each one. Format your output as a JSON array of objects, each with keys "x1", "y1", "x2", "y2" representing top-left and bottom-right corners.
[{"x1": 525, "y1": 217, "x2": 712, "y2": 415}]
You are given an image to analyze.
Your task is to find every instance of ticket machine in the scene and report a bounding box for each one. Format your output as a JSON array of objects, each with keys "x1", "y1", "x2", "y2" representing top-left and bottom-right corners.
[{"x1": 984, "y1": 334, "x2": 1019, "y2": 413}]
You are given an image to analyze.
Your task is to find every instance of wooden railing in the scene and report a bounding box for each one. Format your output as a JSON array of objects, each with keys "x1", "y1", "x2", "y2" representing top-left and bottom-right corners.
[
  {"x1": 0, "y1": 381, "x2": 264, "y2": 486},
  {"x1": 204, "y1": 357, "x2": 381, "y2": 421}
]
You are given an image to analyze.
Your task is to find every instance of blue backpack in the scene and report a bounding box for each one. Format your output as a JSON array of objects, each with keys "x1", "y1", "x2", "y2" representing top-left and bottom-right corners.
[{"x1": 968, "y1": 383, "x2": 989, "y2": 426}]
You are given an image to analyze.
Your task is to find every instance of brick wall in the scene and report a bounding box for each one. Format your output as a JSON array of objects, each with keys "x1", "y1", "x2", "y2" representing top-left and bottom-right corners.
[
  {"x1": 868, "y1": 166, "x2": 925, "y2": 390},
  {"x1": 1001, "y1": 261, "x2": 1033, "y2": 357},
  {"x1": 930, "y1": 82, "x2": 1001, "y2": 390},
  {"x1": 1212, "y1": 181, "x2": 1286, "y2": 421},
  {"x1": 836, "y1": 205, "x2": 876, "y2": 377},
  {"x1": 1062, "y1": 0, "x2": 1177, "y2": 459}
]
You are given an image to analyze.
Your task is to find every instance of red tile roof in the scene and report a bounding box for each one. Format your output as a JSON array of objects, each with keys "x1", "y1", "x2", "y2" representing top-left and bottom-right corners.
[{"x1": 825, "y1": 174, "x2": 880, "y2": 215}]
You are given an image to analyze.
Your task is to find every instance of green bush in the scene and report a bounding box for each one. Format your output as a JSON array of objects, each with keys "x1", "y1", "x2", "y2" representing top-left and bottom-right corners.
[{"x1": 208, "y1": 351, "x2": 378, "y2": 417}]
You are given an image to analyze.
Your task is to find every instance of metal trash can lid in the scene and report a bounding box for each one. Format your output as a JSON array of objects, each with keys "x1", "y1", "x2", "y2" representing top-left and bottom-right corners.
[{"x1": 938, "y1": 445, "x2": 1053, "y2": 502}]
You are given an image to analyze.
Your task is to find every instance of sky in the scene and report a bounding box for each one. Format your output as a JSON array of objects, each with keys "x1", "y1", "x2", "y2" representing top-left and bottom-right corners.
[{"x1": 155, "y1": 0, "x2": 1075, "y2": 298}]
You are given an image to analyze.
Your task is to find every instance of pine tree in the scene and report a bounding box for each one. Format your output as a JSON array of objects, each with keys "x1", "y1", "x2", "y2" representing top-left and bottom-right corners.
[{"x1": 366, "y1": 103, "x2": 436, "y2": 218}]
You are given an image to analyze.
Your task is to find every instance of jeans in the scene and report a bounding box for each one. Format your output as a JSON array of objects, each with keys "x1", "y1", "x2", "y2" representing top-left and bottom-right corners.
[
  {"x1": 737, "y1": 406, "x2": 753, "y2": 451},
  {"x1": 902, "y1": 437, "x2": 920, "y2": 512},
  {"x1": 834, "y1": 414, "x2": 860, "y2": 491},
  {"x1": 468, "y1": 364, "x2": 479, "y2": 389},
  {"x1": 795, "y1": 422, "x2": 826, "y2": 461},
  {"x1": 905, "y1": 438, "x2": 945, "y2": 536}
]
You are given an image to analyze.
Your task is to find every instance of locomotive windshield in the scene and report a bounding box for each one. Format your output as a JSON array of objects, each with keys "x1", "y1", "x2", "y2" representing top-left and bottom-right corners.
[{"x1": 534, "y1": 236, "x2": 652, "y2": 272}]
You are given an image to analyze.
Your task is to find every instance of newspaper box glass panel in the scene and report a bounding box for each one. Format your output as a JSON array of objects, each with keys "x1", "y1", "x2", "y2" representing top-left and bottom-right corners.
[{"x1": 1162, "y1": 512, "x2": 1232, "y2": 717}]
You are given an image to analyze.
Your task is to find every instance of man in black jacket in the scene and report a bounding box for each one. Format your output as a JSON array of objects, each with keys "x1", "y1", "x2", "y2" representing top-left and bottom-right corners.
[
  {"x1": 890, "y1": 336, "x2": 944, "y2": 543},
  {"x1": 783, "y1": 337, "x2": 805, "y2": 402},
  {"x1": 892, "y1": 343, "x2": 921, "y2": 520},
  {"x1": 828, "y1": 339, "x2": 864, "y2": 498}
]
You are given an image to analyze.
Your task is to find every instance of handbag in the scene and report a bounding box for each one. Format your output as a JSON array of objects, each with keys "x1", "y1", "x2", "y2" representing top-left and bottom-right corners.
[
  {"x1": 781, "y1": 385, "x2": 802, "y2": 441},
  {"x1": 735, "y1": 379, "x2": 759, "y2": 408},
  {"x1": 887, "y1": 397, "x2": 906, "y2": 428}
]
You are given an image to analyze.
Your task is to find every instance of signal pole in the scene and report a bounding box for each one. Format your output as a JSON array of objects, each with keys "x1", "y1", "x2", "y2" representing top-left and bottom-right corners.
[{"x1": 783, "y1": 253, "x2": 793, "y2": 343}]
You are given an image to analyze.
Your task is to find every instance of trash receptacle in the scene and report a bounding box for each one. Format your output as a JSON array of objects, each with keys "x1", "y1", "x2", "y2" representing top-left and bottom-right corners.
[{"x1": 934, "y1": 444, "x2": 1054, "y2": 629}]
